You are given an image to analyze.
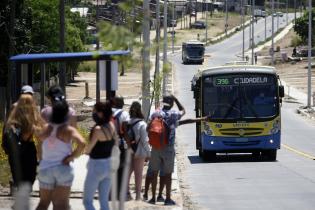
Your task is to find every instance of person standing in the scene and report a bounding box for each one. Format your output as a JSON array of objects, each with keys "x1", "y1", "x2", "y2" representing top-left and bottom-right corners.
[
  {"x1": 2, "y1": 94, "x2": 44, "y2": 190},
  {"x1": 148, "y1": 94, "x2": 185, "y2": 205},
  {"x1": 125, "y1": 102, "x2": 150, "y2": 200},
  {"x1": 148, "y1": 94, "x2": 207, "y2": 205},
  {"x1": 110, "y1": 96, "x2": 130, "y2": 199},
  {"x1": 41, "y1": 85, "x2": 77, "y2": 127},
  {"x1": 83, "y1": 102, "x2": 119, "y2": 210},
  {"x1": 36, "y1": 91, "x2": 85, "y2": 210}
]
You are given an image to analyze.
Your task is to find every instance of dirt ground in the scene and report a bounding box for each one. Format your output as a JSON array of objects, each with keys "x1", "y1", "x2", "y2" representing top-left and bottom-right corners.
[{"x1": 259, "y1": 29, "x2": 315, "y2": 95}]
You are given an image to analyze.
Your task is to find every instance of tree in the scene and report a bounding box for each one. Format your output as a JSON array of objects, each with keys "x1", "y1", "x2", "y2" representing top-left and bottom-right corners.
[{"x1": 294, "y1": 9, "x2": 315, "y2": 44}]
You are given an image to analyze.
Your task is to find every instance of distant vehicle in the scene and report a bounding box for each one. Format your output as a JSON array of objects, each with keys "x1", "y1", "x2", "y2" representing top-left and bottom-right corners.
[
  {"x1": 254, "y1": 9, "x2": 262, "y2": 17},
  {"x1": 295, "y1": 47, "x2": 315, "y2": 57},
  {"x1": 191, "y1": 11, "x2": 196, "y2": 17},
  {"x1": 261, "y1": 11, "x2": 267, "y2": 17},
  {"x1": 273, "y1": 12, "x2": 283, "y2": 17},
  {"x1": 182, "y1": 40, "x2": 205, "y2": 64},
  {"x1": 191, "y1": 21, "x2": 206, "y2": 29},
  {"x1": 191, "y1": 65, "x2": 285, "y2": 161}
]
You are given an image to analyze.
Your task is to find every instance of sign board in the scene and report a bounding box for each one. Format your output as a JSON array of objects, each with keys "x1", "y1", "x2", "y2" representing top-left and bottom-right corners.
[
  {"x1": 212, "y1": 76, "x2": 272, "y2": 86},
  {"x1": 99, "y1": 60, "x2": 118, "y2": 91}
]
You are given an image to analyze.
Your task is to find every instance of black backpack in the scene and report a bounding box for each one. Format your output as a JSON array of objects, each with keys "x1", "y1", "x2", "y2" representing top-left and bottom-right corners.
[{"x1": 126, "y1": 120, "x2": 142, "y2": 153}]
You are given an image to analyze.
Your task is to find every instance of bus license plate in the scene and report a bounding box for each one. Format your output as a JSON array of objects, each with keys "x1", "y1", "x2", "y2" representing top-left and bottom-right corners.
[{"x1": 235, "y1": 138, "x2": 249, "y2": 142}]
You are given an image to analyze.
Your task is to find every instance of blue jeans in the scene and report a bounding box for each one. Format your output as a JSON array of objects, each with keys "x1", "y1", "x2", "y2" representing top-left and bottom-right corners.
[{"x1": 83, "y1": 158, "x2": 111, "y2": 210}]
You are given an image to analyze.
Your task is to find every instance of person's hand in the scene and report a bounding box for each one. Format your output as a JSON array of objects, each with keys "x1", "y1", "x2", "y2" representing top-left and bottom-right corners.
[
  {"x1": 145, "y1": 157, "x2": 150, "y2": 162},
  {"x1": 62, "y1": 155, "x2": 74, "y2": 165}
]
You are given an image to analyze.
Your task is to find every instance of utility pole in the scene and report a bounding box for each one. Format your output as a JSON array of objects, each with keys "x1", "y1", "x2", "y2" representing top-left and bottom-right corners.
[
  {"x1": 277, "y1": 0, "x2": 279, "y2": 30},
  {"x1": 265, "y1": 14, "x2": 267, "y2": 40},
  {"x1": 251, "y1": 0, "x2": 255, "y2": 65},
  {"x1": 307, "y1": 0, "x2": 312, "y2": 107},
  {"x1": 59, "y1": 0, "x2": 66, "y2": 94},
  {"x1": 286, "y1": 0, "x2": 288, "y2": 25},
  {"x1": 162, "y1": 0, "x2": 168, "y2": 95},
  {"x1": 96, "y1": 0, "x2": 100, "y2": 102},
  {"x1": 271, "y1": 0, "x2": 275, "y2": 65},
  {"x1": 205, "y1": 0, "x2": 208, "y2": 43},
  {"x1": 294, "y1": 0, "x2": 296, "y2": 23},
  {"x1": 154, "y1": 0, "x2": 161, "y2": 108},
  {"x1": 142, "y1": 0, "x2": 151, "y2": 118},
  {"x1": 242, "y1": 0, "x2": 245, "y2": 60},
  {"x1": 172, "y1": 3, "x2": 175, "y2": 53},
  {"x1": 225, "y1": 0, "x2": 228, "y2": 36}
]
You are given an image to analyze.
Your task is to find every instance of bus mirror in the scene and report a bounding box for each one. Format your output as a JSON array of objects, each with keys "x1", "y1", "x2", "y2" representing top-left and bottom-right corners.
[{"x1": 279, "y1": 85, "x2": 285, "y2": 98}]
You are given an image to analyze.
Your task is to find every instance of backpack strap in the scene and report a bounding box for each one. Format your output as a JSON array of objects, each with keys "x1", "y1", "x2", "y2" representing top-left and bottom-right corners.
[
  {"x1": 114, "y1": 110, "x2": 123, "y2": 137},
  {"x1": 130, "y1": 120, "x2": 142, "y2": 143}
]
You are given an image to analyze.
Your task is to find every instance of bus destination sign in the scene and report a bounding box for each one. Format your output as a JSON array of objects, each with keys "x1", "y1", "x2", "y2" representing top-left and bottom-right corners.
[{"x1": 214, "y1": 76, "x2": 271, "y2": 86}]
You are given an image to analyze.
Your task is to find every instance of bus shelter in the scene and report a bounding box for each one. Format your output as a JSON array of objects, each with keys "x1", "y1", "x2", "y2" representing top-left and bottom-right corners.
[{"x1": 9, "y1": 51, "x2": 129, "y2": 108}]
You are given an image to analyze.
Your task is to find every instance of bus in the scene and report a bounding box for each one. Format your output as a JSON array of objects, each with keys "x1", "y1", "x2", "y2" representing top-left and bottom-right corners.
[
  {"x1": 191, "y1": 65, "x2": 285, "y2": 161},
  {"x1": 182, "y1": 40, "x2": 205, "y2": 64}
]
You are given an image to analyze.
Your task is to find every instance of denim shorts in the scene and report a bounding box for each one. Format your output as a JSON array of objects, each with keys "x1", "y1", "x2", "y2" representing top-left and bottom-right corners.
[
  {"x1": 38, "y1": 165, "x2": 74, "y2": 189},
  {"x1": 146, "y1": 161, "x2": 165, "y2": 177}
]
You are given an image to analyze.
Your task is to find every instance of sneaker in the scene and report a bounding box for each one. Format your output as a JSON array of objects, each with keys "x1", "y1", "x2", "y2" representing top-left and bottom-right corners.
[
  {"x1": 143, "y1": 193, "x2": 148, "y2": 201},
  {"x1": 157, "y1": 195, "x2": 165, "y2": 202},
  {"x1": 164, "y1": 198, "x2": 176, "y2": 206},
  {"x1": 126, "y1": 192, "x2": 133, "y2": 201},
  {"x1": 148, "y1": 198, "x2": 156, "y2": 204}
]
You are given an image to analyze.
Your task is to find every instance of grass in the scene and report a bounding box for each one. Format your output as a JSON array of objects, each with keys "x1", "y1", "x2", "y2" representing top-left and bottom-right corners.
[{"x1": 0, "y1": 123, "x2": 10, "y2": 187}]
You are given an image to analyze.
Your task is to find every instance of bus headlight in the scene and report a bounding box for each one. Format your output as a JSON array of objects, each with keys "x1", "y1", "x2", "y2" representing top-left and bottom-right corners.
[
  {"x1": 203, "y1": 122, "x2": 213, "y2": 136},
  {"x1": 270, "y1": 121, "x2": 280, "y2": 134}
]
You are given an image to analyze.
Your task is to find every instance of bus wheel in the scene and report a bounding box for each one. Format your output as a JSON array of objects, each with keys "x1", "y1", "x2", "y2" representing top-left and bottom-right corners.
[{"x1": 263, "y1": 150, "x2": 277, "y2": 161}]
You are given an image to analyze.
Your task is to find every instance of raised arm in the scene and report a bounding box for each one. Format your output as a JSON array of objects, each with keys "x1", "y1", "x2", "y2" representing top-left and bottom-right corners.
[
  {"x1": 178, "y1": 116, "x2": 208, "y2": 126},
  {"x1": 173, "y1": 95, "x2": 186, "y2": 117}
]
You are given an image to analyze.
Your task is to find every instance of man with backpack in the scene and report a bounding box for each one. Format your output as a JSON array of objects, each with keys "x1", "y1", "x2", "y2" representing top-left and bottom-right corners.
[
  {"x1": 110, "y1": 96, "x2": 130, "y2": 200},
  {"x1": 147, "y1": 94, "x2": 208, "y2": 205},
  {"x1": 147, "y1": 94, "x2": 185, "y2": 205}
]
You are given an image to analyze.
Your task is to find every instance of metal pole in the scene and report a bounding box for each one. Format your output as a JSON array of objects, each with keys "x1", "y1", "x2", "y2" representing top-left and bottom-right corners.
[
  {"x1": 162, "y1": 0, "x2": 168, "y2": 95},
  {"x1": 271, "y1": 0, "x2": 275, "y2": 65},
  {"x1": 143, "y1": 0, "x2": 151, "y2": 118},
  {"x1": 96, "y1": 0, "x2": 100, "y2": 102},
  {"x1": 265, "y1": 15, "x2": 267, "y2": 41},
  {"x1": 225, "y1": 0, "x2": 228, "y2": 36},
  {"x1": 206, "y1": 1, "x2": 208, "y2": 43},
  {"x1": 242, "y1": 0, "x2": 245, "y2": 60},
  {"x1": 172, "y1": 3, "x2": 175, "y2": 53},
  {"x1": 154, "y1": 0, "x2": 161, "y2": 108},
  {"x1": 307, "y1": 0, "x2": 312, "y2": 107},
  {"x1": 40, "y1": 63, "x2": 46, "y2": 109},
  {"x1": 286, "y1": 0, "x2": 288, "y2": 25},
  {"x1": 251, "y1": 0, "x2": 255, "y2": 65},
  {"x1": 277, "y1": 0, "x2": 279, "y2": 30},
  {"x1": 59, "y1": 0, "x2": 66, "y2": 94}
]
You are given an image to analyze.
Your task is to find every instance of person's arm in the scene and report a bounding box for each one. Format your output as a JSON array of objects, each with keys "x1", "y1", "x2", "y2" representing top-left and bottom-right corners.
[
  {"x1": 172, "y1": 95, "x2": 186, "y2": 117},
  {"x1": 109, "y1": 122, "x2": 119, "y2": 146},
  {"x1": 178, "y1": 116, "x2": 207, "y2": 126},
  {"x1": 84, "y1": 126, "x2": 98, "y2": 155},
  {"x1": 63, "y1": 127, "x2": 85, "y2": 165}
]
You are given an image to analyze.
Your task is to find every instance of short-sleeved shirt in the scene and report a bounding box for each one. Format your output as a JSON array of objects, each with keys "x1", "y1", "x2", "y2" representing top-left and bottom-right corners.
[
  {"x1": 41, "y1": 105, "x2": 76, "y2": 124},
  {"x1": 150, "y1": 108, "x2": 183, "y2": 145},
  {"x1": 113, "y1": 108, "x2": 130, "y2": 124}
]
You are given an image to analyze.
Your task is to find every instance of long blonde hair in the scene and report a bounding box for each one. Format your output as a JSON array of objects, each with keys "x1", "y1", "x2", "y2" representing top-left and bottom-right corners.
[{"x1": 6, "y1": 94, "x2": 44, "y2": 135}]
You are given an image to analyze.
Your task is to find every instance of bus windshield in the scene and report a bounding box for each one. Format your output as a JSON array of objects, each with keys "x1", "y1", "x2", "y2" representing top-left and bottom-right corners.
[
  {"x1": 203, "y1": 74, "x2": 278, "y2": 119},
  {"x1": 185, "y1": 45, "x2": 204, "y2": 57}
]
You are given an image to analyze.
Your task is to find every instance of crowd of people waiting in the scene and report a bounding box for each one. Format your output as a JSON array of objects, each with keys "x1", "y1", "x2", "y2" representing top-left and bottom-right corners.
[{"x1": 1, "y1": 85, "x2": 208, "y2": 210}]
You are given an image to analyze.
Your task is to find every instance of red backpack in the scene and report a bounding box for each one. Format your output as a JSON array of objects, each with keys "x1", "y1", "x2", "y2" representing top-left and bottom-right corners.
[{"x1": 148, "y1": 117, "x2": 169, "y2": 150}]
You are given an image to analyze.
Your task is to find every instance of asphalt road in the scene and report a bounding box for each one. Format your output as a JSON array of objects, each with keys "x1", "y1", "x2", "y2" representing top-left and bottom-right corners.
[{"x1": 171, "y1": 14, "x2": 315, "y2": 210}]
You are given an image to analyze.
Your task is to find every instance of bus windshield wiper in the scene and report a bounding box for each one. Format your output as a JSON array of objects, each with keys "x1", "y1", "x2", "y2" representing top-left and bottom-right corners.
[{"x1": 223, "y1": 98, "x2": 240, "y2": 119}]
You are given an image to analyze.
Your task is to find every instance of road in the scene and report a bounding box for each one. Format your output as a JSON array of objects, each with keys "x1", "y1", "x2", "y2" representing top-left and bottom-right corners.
[{"x1": 171, "y1": 14, "x2": 315, "y2": 210}]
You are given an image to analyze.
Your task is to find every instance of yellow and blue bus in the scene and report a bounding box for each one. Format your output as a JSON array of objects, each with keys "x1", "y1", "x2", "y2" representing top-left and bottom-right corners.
[{"x1": 191, "y1": 65, "x2": 284, "y2": 161}]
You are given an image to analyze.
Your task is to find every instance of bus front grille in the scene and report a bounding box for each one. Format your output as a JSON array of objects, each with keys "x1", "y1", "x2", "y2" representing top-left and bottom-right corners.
[
  {"x1": 219, "y1": 128, "x2": 264, "y2": 136},
  {"x1": 223, "y1": 140, "x2": 260, "y2": 146}
]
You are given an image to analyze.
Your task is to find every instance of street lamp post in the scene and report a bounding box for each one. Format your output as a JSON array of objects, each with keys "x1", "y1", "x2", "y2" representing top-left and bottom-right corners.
[
  {"x1": 162, "y1": 0, "x2": 168, "y2": 95},
  {"x1": 286, "y1": 0, "x2": 288, "y2": 25},
  {"x1": 307, "y1": 0, "x2": 312, "y2": 107},
  {"x1": 277, "y1": 0, "x2": 279, "y2": 30},
  {"x1": 225, "y1": 0, "x2": 228, "y2": 36},
  {"x1": 205, "y1": 0, "x2": 208, "y2": 43},
  {"x1": 172, "y1": 3, "x2": 175, "y2": 53},
  {"x1": 271, "y1": 0, "x2": 275, "y2": 65},
  {"x1": 242, "y1": 0, "x2": 245, "y2": 60},
  {"x1": 251, "y1": 0, "x2": 255, "y2": 65}
]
